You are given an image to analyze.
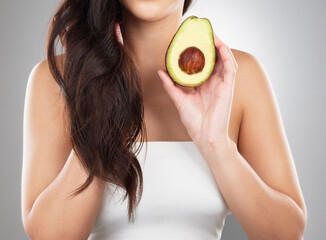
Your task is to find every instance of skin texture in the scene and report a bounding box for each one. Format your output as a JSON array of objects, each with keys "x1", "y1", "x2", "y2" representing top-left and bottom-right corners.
[
  {"x1": 119, "y1": 0, "x2": 185, "y2": 22},
  {"x1": 21, "y1": 0, "x2": 307, "y2": 239}
]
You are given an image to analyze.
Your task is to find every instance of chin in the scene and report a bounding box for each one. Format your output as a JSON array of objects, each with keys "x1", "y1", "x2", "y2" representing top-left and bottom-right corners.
[{"x1": 120, "y1": 0, "x2": 184, "y2": 22}]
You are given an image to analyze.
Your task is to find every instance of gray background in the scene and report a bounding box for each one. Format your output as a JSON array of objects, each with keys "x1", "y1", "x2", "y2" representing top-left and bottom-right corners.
[{"x1": 0, "y1": 0, "x2": 325, "y2": 239}]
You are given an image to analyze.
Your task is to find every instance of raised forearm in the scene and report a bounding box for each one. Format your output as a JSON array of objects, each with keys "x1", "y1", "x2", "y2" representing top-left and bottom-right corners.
[
  {"x1": 195, "y1": 140, "x2": 306, "y2": 240},
  {"x1": 25, "y1": 150, "x2": 106, "y2": 240}
]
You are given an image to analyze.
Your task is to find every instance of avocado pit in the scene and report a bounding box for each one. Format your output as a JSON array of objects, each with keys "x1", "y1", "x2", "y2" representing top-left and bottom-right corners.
[{"x1": 178, "y1": 46, "x2": 205, "y2": 75}]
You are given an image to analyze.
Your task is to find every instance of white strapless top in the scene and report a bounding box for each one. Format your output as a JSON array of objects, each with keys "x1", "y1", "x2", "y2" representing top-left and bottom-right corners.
[{"x1": 88, "y1": 141, "x2": 231, "y2": 240}]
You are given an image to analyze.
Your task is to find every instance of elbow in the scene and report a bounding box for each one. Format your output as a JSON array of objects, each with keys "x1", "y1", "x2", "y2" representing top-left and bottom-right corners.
[
  {"x1": 24, "y1": 227, "x2": 83, "y2": 240},
  {"x1": 279, "y1": 207, "x2": 308, "y2": 240},
  {"x1": 22, "y1": 211, "x2": 36, "y2": 240},
  {"x1": 22, "y1": 215, "x2": 45, "y2": 240},
  {"x1": 22, "y1": 212, "x2": 84, "y2": 240},
  {"x1": 257, "y1": 207, "x2": 307, "y2": 240},
  {"x1": 291, "y1": 203, "x2": 308, "y2": 240},
  {"x1": 293, "y1": 208, "x2": 307, "y2": 240}
]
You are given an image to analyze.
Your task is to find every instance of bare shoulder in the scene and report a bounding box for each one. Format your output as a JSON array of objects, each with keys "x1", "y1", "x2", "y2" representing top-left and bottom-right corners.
[
  {"x1": 231, "y1": 48, "x2": 267, "y2": 83},
  {"x1": 24, "y1": 53, "x2": 70, "y2": 153},
  {"x1": 230, "y1": 48, "x2": 272, "y2": 112},
  {"x1": 26, "y1": 54, "x2": 68, "y2": 118},
  {"x1": 27, "y1": 54, "x2": 66, "y2": 96},
  {"x1": 226, "y1": 49, "x2": 269, "y2": 143},
  {"x1": 230, "y1": 48, "x2": 276, "y2": 138}
]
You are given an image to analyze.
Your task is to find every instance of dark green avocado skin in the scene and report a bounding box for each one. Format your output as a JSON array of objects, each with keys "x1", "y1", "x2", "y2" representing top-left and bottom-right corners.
[{"x1": 164, "y1": 15, "x2": 216, "y2": 88}]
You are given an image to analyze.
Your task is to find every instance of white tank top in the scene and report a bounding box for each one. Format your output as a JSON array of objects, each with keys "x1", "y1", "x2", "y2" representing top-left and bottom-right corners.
[{"x1": 88, "y1": 141, "x2": 231, "y2": 240}]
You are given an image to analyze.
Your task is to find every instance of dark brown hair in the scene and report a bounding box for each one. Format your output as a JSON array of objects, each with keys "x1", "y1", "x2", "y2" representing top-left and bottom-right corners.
[{"x1": 46, "y1": 0, "x2": 193, "y2": 223}]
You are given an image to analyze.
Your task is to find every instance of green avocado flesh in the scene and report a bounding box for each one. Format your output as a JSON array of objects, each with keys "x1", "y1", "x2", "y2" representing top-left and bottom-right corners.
[{"x1": 165, "y1": 16, "x2": 215, "y2": 87}]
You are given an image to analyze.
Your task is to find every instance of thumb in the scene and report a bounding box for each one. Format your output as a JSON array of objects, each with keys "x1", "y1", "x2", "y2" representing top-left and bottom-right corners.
[
  {"x1": 115, "y1": 23, "x2": 124, "y2": 46},
  {"x1": 157, "y1": 69, "x2": 186, "y2": 111}
]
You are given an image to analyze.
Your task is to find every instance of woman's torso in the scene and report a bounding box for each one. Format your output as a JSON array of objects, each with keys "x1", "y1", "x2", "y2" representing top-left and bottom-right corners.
[
  {"x1": 88, "y1": 49, "x2": 242, "y2": 239},
  {"x1": 88, "y1": 141, "x2": 232, "y2": 240}
]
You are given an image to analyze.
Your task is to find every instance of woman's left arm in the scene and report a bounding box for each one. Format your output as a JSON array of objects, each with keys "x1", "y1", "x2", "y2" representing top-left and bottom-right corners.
[
  {"x1": 158, "y1": 34, "x2": 307, "y2": 240},
  {"x1": 157, "y1": 34, "x2": 307, "y2": 240},
  {"x1": 196, "y1": 52, "x2": 308, "y2": 240}
]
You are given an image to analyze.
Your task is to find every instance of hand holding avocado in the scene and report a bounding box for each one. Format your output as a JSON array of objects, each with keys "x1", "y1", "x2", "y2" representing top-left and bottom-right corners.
[{"x1": 157, "y1": 16, "x2": 238, "y2": 145}]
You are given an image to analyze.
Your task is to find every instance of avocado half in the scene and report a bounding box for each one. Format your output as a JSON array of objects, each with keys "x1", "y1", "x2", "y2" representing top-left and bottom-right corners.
[{"x1": 165, "y1": 16, "x2": 216, "y2": 87}]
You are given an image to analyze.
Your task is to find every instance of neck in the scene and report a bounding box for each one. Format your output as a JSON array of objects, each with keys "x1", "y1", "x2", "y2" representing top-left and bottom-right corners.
[{"x1": 120, "y1": 9, "x2": 183, "y2": 83}]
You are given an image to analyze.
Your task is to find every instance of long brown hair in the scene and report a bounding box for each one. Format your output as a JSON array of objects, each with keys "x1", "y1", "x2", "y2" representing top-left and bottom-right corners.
[{"x1": 46, "y1": 0, "x2": 193, "y2": 223}]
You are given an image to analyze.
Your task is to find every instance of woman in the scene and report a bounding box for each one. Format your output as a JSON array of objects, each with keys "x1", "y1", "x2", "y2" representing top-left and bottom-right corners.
[{"x1": 21, "y1": 0, "x2": 307, "y2": 239}]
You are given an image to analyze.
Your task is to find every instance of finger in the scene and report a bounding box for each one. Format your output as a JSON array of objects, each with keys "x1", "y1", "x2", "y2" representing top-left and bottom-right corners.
[
  {"x1": 157, "y1": 69, "x2": 186, "y2": 111},
  {"x1": 225, "y1": 44, "x2": 238, "y2": 71},
  {"x1": 115, "y1": 23, "x2": 124, "y2": 46},
  {"x1": 222, "y1": 44, "x2": 237, "y2": 85},
  {"x1": 214, "y1": 33, "x2": 237, "y2": 72},
  {"x1": 210, "y1": 34, "x2": 224, "y2": 74},
  {"x1": 224, "y1": 44, "x2": 236, "y2": 73},
  {"x1": 213, "y1": 33, "x2": 224, "y2": 50},
  {"x1": 214, "y1": 35, "x2": 236, "y2": 83}
]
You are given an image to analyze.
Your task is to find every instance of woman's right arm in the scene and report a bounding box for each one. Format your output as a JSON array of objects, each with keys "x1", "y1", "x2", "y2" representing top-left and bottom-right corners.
[{"x1": 21, "y1": 59, "x2": 107, "y2": 240}]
